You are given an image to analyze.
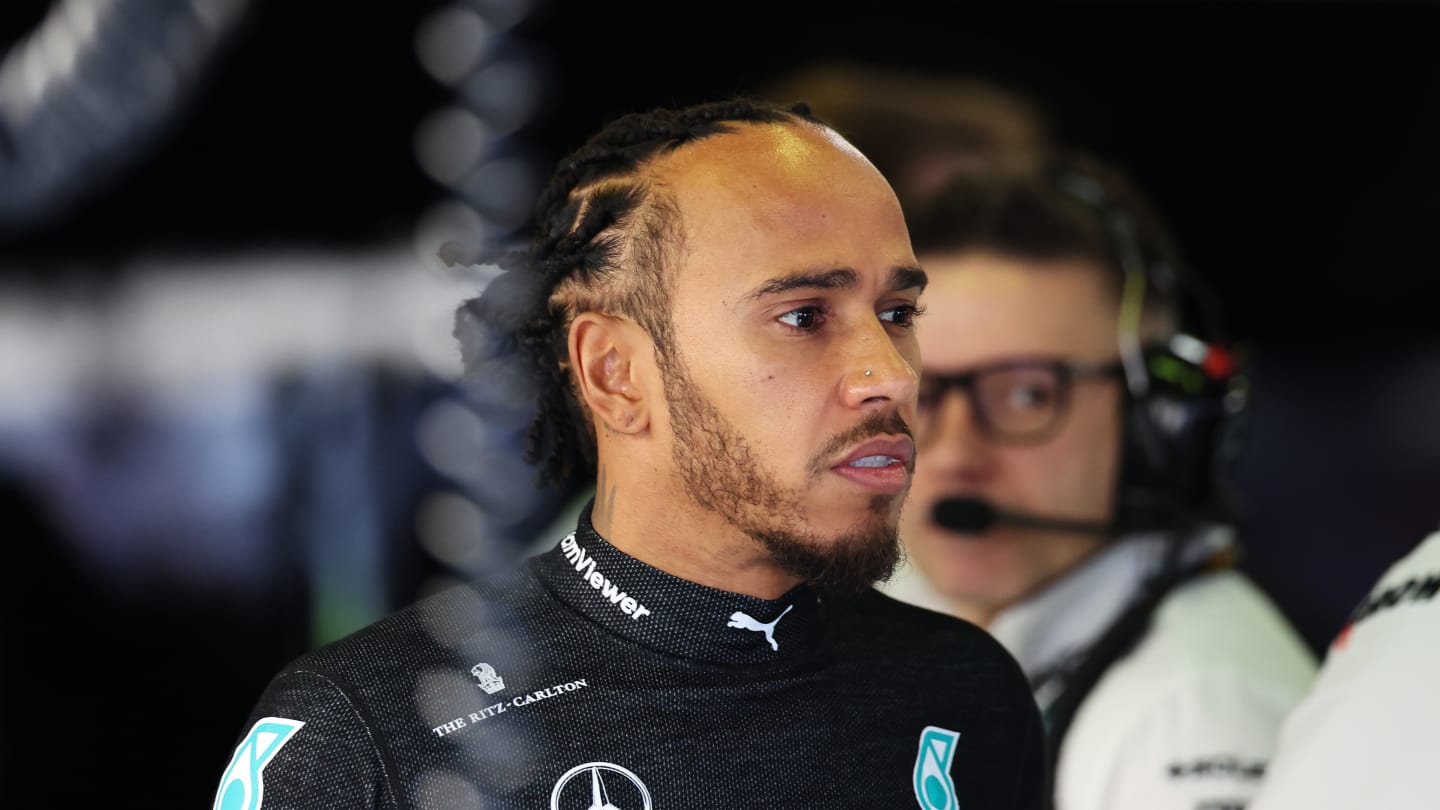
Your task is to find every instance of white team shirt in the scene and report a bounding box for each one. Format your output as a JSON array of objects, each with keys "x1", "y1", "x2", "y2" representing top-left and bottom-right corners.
[
  {"x1": 883, "y1": 528, "x2": 1317, "y2": 810},
  {"x1": 1248, "y1": 531, "x2": 1440, "y2": 810}
]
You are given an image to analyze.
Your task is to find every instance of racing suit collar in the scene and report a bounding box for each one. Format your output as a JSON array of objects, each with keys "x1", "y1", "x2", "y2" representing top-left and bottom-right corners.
[{"x1": 530, "y1": 504, "x2": 828, "y2": 666}]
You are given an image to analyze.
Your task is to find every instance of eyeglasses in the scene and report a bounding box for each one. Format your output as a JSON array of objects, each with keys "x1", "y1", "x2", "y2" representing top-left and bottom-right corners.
[{"x1": 915, "y1": 358, "x2": 1125, "y2": 445}]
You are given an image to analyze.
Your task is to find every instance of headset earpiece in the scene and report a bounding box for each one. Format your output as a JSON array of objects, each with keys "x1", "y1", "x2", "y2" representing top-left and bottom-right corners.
[{"x1": 1112, "y1": 340, "x2": 1245, "y2": 535}]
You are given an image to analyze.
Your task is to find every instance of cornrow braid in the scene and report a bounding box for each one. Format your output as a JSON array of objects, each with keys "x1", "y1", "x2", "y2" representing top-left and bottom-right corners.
[{"x1": 458, "y1": 98, "x2": 822, "y2": 487}]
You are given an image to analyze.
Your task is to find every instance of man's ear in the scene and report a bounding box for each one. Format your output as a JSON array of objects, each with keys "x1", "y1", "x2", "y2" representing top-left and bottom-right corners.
[{"x1": 568, "y1": 313, "x2": 652, "y2": 437}]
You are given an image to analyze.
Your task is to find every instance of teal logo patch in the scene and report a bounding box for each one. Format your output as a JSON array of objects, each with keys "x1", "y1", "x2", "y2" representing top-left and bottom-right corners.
[
  {"x1": 913, "y1": 725, "x2": 961, "y2": 810},
  {"x1": 213, "y1": 717, "x2": 305, "y2": 810}
]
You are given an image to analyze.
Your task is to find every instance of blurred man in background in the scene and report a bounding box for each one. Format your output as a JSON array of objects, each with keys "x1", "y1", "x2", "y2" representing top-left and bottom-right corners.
[
  {"x1": 762, "y1": 62, "x2": 1051, "y2": 214},
  {"x1": 884, "y1": 161, "x2": 1316, "y2": 810},
  {"x1": 216, "y1": 98, "x2": 1046, "y2": 809}
]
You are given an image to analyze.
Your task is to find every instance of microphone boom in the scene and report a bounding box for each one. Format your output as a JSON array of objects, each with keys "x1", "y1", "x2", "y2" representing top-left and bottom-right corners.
[{"x1": 932, "y1": 497, "x2": 1110, "y2": 536}]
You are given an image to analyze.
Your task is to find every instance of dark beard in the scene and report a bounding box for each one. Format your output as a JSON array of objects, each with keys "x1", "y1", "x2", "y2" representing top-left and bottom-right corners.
[
  {"x1": 746, "y1": 503, "x2": 903, "y2": 593},
  {"x1": 659, "y1": 347, "x2": 906, "y2": 593}
]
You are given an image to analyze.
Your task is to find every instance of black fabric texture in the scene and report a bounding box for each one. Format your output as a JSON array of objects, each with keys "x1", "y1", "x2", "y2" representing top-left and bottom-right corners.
[{"x1": 217, "y1": 506, "x2": 1046, "y2": 809}]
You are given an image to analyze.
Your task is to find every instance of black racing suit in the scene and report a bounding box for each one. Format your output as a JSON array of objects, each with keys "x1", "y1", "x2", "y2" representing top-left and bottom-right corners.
[{"x1": 215, "y1": 509, "x2": 1046, "y2": 809}]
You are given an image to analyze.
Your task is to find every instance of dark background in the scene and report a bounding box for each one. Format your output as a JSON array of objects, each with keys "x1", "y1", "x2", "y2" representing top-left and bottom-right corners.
[{"x1": 3, "y1": 1, "x2": 1437, "y2": 805}]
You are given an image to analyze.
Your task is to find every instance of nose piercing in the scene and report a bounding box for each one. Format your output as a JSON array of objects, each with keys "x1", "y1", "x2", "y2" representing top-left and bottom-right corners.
[{"x1": 864, "y1": 370, "x2": 872, "y2": 377}]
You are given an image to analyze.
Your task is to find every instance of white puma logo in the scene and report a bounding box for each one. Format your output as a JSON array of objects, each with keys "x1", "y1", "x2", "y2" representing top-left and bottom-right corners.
[{"x1": 726, "y1": 604, "x2": 794, "y2": 651}]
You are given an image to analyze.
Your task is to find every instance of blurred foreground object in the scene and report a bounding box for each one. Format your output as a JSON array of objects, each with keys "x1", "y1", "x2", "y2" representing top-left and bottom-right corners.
[{"x1": 0, "y1": 0, "x2": 250, "y2": 230}]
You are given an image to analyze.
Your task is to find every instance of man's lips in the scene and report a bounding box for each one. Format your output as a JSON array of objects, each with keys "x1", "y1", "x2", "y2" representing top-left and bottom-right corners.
[
  {"x1": 828, "y1": 436, "x2": 915, "y2": 494},
  {"x1": 833, "y1": 436, "x2": 915, "y2": 469}
]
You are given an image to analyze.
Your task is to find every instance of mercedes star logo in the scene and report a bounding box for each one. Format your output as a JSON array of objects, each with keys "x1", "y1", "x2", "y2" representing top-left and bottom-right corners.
[{"x1": 549, "y1": 762, "x2": 652, "y2": 810}]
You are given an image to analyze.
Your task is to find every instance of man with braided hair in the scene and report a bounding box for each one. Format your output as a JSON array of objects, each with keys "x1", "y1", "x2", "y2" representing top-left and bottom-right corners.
[{"x1": 216, "y1": 98, "x2": 1046, "y2": 810}]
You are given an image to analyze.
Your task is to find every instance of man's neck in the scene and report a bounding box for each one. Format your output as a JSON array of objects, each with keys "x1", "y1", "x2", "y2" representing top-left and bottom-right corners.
[
  {"x1": 949, "y1": 600, "x2": 1001, "y2": 629},
  {"x1": 590, "y1": 464, "x2": 802, "y2": 600},
  {"x1": 886, "y1": 555, "x2": 1003, "y2": 628}
]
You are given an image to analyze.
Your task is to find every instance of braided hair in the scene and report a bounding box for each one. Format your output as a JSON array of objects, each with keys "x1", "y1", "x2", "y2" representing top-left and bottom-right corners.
[{"x1": 457, "y1": 98, "x2": 822, "y2": 487}]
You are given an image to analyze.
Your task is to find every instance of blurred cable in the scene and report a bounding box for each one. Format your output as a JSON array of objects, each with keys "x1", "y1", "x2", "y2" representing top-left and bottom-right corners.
[
  {"x1": 0, "y1": 0, "x2": 250, "y2": 231},
  {"x1": 408, "y1": 0, "x2": 564, "y2": 594},
  {"x1": 411, "y1": 0, "x2": 544, "y2": 263}
]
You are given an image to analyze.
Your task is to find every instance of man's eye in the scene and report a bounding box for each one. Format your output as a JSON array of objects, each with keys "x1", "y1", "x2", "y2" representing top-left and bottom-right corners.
[
  {"x1": 880, "y1": 303, "x2": 925, "y2": 328},
  {"x1": 1007, "y1": 384, "x2": 1056, "y2": 410},
  {"x1": 777, "y1": 306, "x2": 824, "y2": 331}
]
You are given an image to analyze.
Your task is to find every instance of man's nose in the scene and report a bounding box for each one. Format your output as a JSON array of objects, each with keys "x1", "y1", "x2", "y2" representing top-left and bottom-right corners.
[{"x1": 841, "y1": 325, "x2": 918, "y2": 412}]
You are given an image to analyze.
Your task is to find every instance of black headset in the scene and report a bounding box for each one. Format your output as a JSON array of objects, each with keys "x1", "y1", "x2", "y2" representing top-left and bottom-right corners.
[{"x1": 1050, "y1": 164, "x2": 1250, "y2": 538}]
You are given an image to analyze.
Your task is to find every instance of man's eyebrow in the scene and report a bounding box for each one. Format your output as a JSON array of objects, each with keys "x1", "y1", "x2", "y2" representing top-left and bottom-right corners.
[
  {"x1": 891, "y1": 266, "x2": 928, "y2": 293},
  {"x1": 743, "y1": 268, "x2": 857, "y2": 301}
]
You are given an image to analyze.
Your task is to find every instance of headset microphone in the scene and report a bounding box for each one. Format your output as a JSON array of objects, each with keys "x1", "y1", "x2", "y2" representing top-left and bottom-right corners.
[{"x1": 932, "y1": 497, "x2": 1111, "y2": 536}]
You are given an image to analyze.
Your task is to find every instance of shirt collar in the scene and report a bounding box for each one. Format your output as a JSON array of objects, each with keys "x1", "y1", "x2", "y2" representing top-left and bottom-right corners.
[
  {"x1": 530, "y1": 504, "x2": 828, "y2": 666},
  {"x1": 880, "y1": 525, "x2": 1234, "y2": 700},
  {"x1": 988, "y1": 526, "x2": 1235, "y2": 702}
]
